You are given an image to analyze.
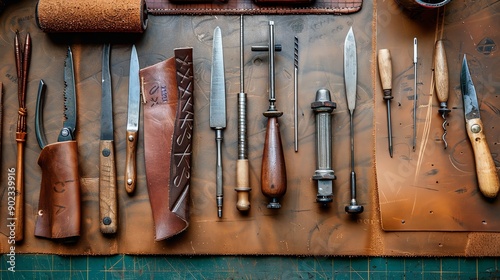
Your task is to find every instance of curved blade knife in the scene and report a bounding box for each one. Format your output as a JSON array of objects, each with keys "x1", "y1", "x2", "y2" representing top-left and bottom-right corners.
[
  {"x1": 461, "y1": 55, "x2": 499, "y2": 198},
  {"x1": 125, "y1": 45, "x2": 140, "y2": 195},
  {"x1": 210, "y1": 26, "x2": 226, "y2": 218},
  {"x1": 100, "y1": 43, "x2": 118, "y2": 233}
]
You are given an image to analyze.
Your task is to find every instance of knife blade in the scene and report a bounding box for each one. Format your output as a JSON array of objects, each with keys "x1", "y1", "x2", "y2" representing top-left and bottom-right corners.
[
  {"x1": 100, "y1": 43, "x2": 118, "y2": 233},
  {"x1": 125, "y1": 45, "x2": 140, "y2": 195},
  {"x1": 210, "y1": 26, "x2": 226, "y2": 218},
  {"x1": 344, "y1": 27, "x2": 357, "y2": 114},
  {"x1": 461, "y1": 55, "x2": 499, "y2": 199},
  {"x1": 59, "y1": 46, "x2": 77, "y2": 142}
]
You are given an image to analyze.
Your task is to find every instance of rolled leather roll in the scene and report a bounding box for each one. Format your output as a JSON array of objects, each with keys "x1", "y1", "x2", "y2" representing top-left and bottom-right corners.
[
  {"x1": 140, "y1": 48, "x2": 194, "y2": 241},
  {"x1": 36, "y1": 0, "x2": 148, "y2": 33}
]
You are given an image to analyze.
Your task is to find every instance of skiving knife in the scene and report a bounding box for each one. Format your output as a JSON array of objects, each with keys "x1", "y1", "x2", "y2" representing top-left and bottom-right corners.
[
  {"x1": 100, "y1": 44, "x2": 118, "y2": 233},
  {"x1": 125, "y1": 45, "x2": 140, "y2": 195},
  {"x1": 210, "y1": 26, "x2": 227, "y2": 218},
  {"x1": 461, "y1": 55, "x2": 499, "y2": 199}
]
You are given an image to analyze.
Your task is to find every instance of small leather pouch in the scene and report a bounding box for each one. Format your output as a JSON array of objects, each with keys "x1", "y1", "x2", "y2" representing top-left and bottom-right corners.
[
  {"x1": 35, "y1": 141, "x2": 81, "y2": 241},
  {"x1": 140, "y1": 48, "x2": 194, "y2": 241}
]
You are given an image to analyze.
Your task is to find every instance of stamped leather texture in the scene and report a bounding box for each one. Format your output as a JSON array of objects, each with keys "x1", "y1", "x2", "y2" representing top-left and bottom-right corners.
[{"x1": 35, "y1": 141, "x2": 81, "y2": 240}]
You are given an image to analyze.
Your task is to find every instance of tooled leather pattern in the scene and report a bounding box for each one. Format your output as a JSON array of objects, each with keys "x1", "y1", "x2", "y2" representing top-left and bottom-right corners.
[{"x1": 169, "y1": 48, "x2": 194, "y2": 218}]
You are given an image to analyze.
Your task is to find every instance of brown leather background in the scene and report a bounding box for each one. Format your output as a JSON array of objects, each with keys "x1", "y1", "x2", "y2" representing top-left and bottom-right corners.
[
  {"x1": 0, "y1": 0, "x2": 499, "y2": 256},
  {"x1": 146, "y1": 0, "x2": 362, "y2": 15}
]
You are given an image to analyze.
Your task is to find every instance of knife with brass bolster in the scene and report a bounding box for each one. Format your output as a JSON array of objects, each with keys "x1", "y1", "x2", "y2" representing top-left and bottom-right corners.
[
  {"x1": 460, "y1": 56, "x2": 500, "y2": 199},
  {"x1": 100, "y1": 44, "x2": 118, "y2": 233},
  {"x1": 210, "y1": 26, "x2": 227, "y2": 218},
  {"x1": 125, "y1": 45, "x2": 140, "y2": 195}
]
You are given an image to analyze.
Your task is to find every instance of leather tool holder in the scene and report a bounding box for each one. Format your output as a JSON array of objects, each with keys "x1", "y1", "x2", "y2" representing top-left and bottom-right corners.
[
  {"x1": 139, "y1": 48, "x2": 194, "y2": 241},
  {"x1": 35, "y1": 141, "x2": 81, "y2": 241}
]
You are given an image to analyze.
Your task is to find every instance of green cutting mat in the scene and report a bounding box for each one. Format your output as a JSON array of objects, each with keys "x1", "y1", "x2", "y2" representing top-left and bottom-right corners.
[{"x1": 1, "y1": 255, "x2": 499, "y2": 279}]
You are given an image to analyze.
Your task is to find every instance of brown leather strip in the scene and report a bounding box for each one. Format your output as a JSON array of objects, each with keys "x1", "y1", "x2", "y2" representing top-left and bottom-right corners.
[
  {"x1": 140, "y1": 48, "x2": 194, "y2": 241},
  {"x1": 146, "y1": 0, "x2": 362, "y2": 15},
  {"x1": 35, "y1": 141, "x2": 81, "y2": 240}
]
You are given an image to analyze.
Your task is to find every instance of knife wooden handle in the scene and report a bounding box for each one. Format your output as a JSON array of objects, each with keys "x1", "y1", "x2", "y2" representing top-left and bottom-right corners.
[
  {"x1": 434, "y1": 40, "x2": 449, "y2": 104},
  {"x1": 377, "y1": 49, "x2": 392, "y2": 91},
  {"x1": 125, "y1": 130, "x2": 138, "y2": 194},
  {"x1": 99, "y1": 140, "x2": 118, "y2": 234},
  {"x1": 466, "y1": 118, "x2": 500, "y2": 198}
]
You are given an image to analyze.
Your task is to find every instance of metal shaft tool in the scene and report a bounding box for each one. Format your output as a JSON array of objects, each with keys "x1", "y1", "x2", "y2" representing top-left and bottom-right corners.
[
  {"x1": 210, "y1": 26, "x2": 227, "y2": 218},
  {"x1": 253, "y1": 21, "x2": 287, "y2": 209},
  {"x1": 235, "y1": 15, "x2": 251, "y2": 212},
  {"x1": 344, "y1": 27, "x2": 363, "y2": 214},
  {"x1": 294, "y1": 36, "x2": 299, "y2": 152},
  {"x1": 412, "y1": 37, "x2": 418, "y2": 152},
  {"x1": 311, "y1": 88, "x2": 336, "y2": 206},
  {"x1": 461, "y1": 55, "x2": 500, "y2": 198},
  {"x1": 377, "y1": 49, "x2": 394, "y2": 157},
  {"x1": 433, "y1": 40, "x2": 450, "y2": 149}
]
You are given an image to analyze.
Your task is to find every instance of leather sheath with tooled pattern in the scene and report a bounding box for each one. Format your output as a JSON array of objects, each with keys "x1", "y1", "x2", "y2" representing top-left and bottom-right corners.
[
  {"x1": 35, "y1": 141, "x2": 81, "y2": 240},
  {"x1": 139, "y1": 48, "x2": 193, "y2": 241}
]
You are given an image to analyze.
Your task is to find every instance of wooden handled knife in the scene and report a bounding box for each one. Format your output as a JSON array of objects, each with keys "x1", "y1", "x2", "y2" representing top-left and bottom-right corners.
[
  {"x1": 461, "y1": 55, "x2": 499, "y2": 199},
  {"x1": 100, "y1": 44, "x2": 118, "y2": 233},
  {"x1": 125, "y1": 45, "x2": 140, "y2": 195}
]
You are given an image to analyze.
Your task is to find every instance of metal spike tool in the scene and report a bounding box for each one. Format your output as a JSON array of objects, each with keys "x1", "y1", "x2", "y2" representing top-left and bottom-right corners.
[
  {"x1": 343, "y1": 27, "x2": 363, "y2": 214},
  {"x1": 294, "y1": 36, "x2": 299, "y2": 152},
  {"x1": 433, "y1": 40, "x2": 450, "y2": 149},
  {"x1": 412, "y1": 37, "x2": 418, "y2": 151},
  {"x1": 377, "y1": 49, "x2": 394, "y2": 157}
]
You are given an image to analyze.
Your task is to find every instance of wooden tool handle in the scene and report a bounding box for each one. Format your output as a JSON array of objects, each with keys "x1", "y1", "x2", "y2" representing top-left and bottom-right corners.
[
  {"x1": 261, "y1": 117, "x2": 287, "y2": 202},
  {"x1": 124, "y1": 130, "x2": 138, "y2": 194},
  {"x1": 434, "y1": 40, "x2": 449, "y2": 103},
  {"x1": 377, "y1": 49, "x2": 392, "y2": 92},
  {"x1": 466, "y1": 118, "x2": 500, "y2": 198},
  {"x1": 99, "y1": 140, "x2": 118, "y2": 234},
  {"x1": 235, "y1": 159, "x2": 251, "y2": 211},
  {"x1": 14, "y1": 141, "x2": 24, "y2": 242}
]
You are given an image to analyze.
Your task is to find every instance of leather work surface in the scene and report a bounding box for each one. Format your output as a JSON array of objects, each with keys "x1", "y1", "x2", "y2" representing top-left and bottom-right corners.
[
  {"x1": 375, "y1": 0, "x2": 500, "y2": 232},
  {"x1": 0, "y1": 0, "x2": 500, "y2": 256},
  {"x1": 146, "y1": 0, "x2": 362, "y2": 15}
]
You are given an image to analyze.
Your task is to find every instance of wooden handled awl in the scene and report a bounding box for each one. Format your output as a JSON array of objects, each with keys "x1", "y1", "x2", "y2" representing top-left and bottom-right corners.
[
  {"x1": 377, "y1": 49, "x2": 394, "y2": 157},
  {"x1": 253, "y1": 21, "x2": 287, "y2": 209},
  {"x1": 235, "y1": 15, "x2": 251, "y2": 212},
  {"x1": 433, "y1": 40, "x2": 450, "y2": 149},
  {"x1": 461, "y1": 55, "x2": 499, "y2": 198}
]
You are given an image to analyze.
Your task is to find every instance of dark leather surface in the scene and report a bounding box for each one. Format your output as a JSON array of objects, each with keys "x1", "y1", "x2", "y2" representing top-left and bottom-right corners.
[{"x1": 0, "y1": 0, "x2": 499, "y2": 256}]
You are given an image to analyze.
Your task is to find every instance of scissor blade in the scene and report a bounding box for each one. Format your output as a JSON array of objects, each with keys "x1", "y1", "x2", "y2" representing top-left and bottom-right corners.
[
  {"x1": 101, "y1": 44, "x2": 114, "y2": 140},
  {"x1": 209, "y1": 26, "x2": 226, "y2": 129},
  {"x1": 127, "y1": 45, "x2": 140, "y2": 132},
  {"x1": 460, "y1": 55, "x2": 480, "y2": 121},
  {"x1": 344, "y1": 27, "x2": 357, "y2": 112},
  {"x1": 62, "y1": 46, "x2": 77, "y2": 134}
]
